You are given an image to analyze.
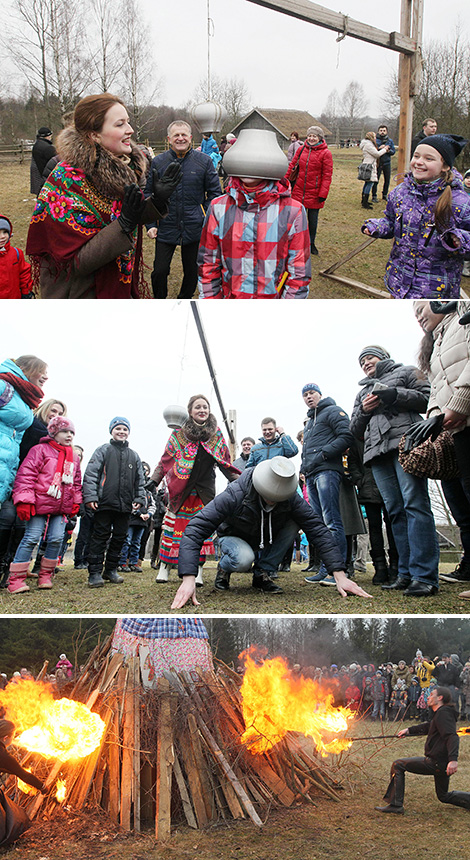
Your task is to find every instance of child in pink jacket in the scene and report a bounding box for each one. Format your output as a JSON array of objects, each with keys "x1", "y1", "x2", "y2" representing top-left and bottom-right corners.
[{"x1": 8, "y1": 416, "x2": 82, "y2": 593}]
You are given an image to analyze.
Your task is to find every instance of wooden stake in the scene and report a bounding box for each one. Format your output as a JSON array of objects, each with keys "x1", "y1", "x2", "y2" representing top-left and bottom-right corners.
[{"x1": 155, "y1": 676, "x2": 174, "y2": 840}]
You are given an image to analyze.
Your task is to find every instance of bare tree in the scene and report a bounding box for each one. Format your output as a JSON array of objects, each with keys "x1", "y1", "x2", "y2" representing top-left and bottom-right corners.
[
  {"x1": 4, "y1": 0, "x2": 91, "y2": 123},
  {"x1": 87, "y1": 0, "x2": 124, "y2": 92},
  {"x1": 188, "y1": 73, "x2": 251, "y2": 132},
  {"x1": 118, "y1": 0, "x2": 163, "y2": 139},
  {"x1": 340, "y1": 81, "x2": 368, "y2": 136},
  {"x1": 382, "y1": 27, "x2": 470, "y2": 142}
]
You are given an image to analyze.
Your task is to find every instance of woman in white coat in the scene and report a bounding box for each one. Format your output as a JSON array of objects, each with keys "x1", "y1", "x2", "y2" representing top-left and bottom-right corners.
[{"x1": 359, "y1": 132, "x2": 389, "y2": 209}]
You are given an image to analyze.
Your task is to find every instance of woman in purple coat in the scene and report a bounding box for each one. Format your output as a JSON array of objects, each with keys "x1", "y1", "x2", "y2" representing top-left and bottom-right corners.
[
  {"x1": 362, "y1": 134, "x2": 470, "y2": 298},
  {"x1": 8, "y1": 416, "x2": 82, "y2": 594}
]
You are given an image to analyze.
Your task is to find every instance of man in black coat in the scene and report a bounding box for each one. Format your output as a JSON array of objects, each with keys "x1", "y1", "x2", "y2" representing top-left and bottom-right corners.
[
  {"x1": 410, "y1": 118, "x2": 438, "y2": 159},
  {"x1": 375, "y1": 686, "x2": 470, "y2": 813},
  {"x1": 145, "y1": 120, "x2": 221, "y2": 299},
  {"x1": 30, "y1": 127, "x2": 56, "y2": 196},
  {"x1": 171, "y1": 457, "x2": 372, "y2": 608},
  {"x1": 301, "y1": 382, "x2": 354, "y2": 585}
]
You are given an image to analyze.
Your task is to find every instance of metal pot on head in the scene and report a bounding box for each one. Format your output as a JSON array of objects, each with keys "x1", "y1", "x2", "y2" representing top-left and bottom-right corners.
[
  {"x1": 222, "y1": 129, "x2": 288, "y2": 180},
  {"x1": 252, "y1": 456, "x2": 298, "y2": 502}
]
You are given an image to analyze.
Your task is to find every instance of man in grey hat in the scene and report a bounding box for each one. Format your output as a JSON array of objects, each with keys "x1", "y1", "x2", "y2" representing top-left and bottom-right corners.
[
  {"x1": 171, "y1": 457, "x2": 372, "y2": 607},
  {"x1": 30, "y1": 127, "x2": 56, "y2": 196}
]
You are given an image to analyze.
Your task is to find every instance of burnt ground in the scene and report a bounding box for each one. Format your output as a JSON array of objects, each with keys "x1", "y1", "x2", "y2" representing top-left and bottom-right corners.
[{"x1": 4, "y1": 727, "x2": 470, "y2": 860}]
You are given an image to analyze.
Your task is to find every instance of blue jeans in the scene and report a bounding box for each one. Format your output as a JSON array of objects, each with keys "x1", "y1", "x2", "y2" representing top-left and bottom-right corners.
[
  {"x1": 306, "y1": 471, "x2": 346, "y2": 574},
  {"x1": 219, "y1": 518, "x2": 299, "y2": 576},
  {"x1": 13, "y1": 514, "x2": 66, "y2": 562},
  {"x1": 372, "y1": 699, "x2": 385, "y2": 720},
  {"x1": 371, "y1": 451, "x2": 439, "y2": 585},
  {"x1": 120, "y1": 524, "x2": 145, "y2": 565},
  {"x1": 363, "y1": 180, "x2": 373, "y2": 196}
]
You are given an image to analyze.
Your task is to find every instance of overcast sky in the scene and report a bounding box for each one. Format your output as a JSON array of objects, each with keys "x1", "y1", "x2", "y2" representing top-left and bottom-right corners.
[
  {"x1": 2, "y1": 300, "x2": 424, "y2": 482},
  {"x1": 148, "y1": 0, "x2": 467, "y2": 119}
]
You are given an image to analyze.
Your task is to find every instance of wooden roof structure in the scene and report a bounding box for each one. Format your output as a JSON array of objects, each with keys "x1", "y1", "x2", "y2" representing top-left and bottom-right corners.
[{"x1": 231, "y1": 109, "x2": 332, "y2": 143}]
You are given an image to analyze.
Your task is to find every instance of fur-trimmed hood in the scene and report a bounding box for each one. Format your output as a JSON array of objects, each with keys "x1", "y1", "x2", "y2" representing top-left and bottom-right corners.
[
  {"x1": 56, "y1": 126, "x2": 147, "y2": 199},
  {"x1": 181, "y1": 413, "x2": 218, "y2": 443}
]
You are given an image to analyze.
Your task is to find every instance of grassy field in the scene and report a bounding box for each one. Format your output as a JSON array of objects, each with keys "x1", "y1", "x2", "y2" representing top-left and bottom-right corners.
[
  {"x1": 1, "y1": 557, "x2": 469, "y2": 616},
  {"x1": 0, "y1": 150, "x2": 392, "y2": 299},
  {"x1": 5, "y1": 720, "x2": 470, "y2": 860}
]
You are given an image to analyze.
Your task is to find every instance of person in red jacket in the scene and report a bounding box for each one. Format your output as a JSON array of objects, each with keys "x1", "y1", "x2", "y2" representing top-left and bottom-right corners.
[
  {"x1": 0, "y1": 216, "x2": 33, "y2": 299},
  {"x1": 8, "y1": 416, "x2": 82, "y2": 594},
  {"x1": 286, "y1": 126, "x2": 333, "y2": 256}
]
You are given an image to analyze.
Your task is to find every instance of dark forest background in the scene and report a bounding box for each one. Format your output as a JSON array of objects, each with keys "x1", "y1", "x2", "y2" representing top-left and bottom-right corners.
[{"x1": 2, "y1": 617, "x2": 470, "y2": 678}]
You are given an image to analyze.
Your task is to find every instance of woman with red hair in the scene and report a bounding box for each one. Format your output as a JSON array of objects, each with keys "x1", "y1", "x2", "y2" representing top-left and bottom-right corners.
[{"x1": 26, "y1": 93, "x2": 181, "y2": 299}]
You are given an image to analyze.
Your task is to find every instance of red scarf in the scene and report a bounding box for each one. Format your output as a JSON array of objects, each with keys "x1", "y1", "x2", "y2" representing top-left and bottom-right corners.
[
  {"x1": 0, "y1": 372, "x2": 43, "y2": 409},
  {"x1": 46, "y1": 439, "x2": 74, "y2": 498}
]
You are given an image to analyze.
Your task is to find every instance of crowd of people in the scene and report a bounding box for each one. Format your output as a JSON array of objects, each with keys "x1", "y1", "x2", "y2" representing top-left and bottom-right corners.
[
  {"x1": 0, "y1": 299, "x2": 469, "y2": 605},
  {"x1": 2, "y1": 97, "x2": 469, "y2": 300},
  {"x1": 287, "y1": 651, "x2": 470, "y2": 722}
]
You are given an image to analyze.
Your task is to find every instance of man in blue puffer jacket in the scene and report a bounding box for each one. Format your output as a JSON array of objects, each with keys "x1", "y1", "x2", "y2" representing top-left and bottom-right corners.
[
  {"x1": 301, "y1": 382, "x2": 354, "y2": 585},
  {"x1": 246, "y1": 417, "x2": 298, "y2": 467},
  {"x1": 145, "y1": 120, "x2": 221, "y2": 299}
]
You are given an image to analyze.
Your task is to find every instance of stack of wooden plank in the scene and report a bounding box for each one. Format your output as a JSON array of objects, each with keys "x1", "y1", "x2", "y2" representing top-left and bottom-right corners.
[{"x1": 4, "y1": 644, "x2": 345, "y2": 837}]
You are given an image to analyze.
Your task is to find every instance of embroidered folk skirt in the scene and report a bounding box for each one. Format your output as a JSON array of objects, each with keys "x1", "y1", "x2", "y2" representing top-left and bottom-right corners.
[
  {"x1": 111, "y1": 618, "x2": 213, "y2": 683},
  {"x1": 159, "y1": 491, "x2": 214, "y2": 566}
]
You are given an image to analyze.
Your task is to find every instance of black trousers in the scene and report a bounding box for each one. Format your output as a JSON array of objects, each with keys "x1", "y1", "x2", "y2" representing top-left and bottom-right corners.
[
  {"x1": 372, "y1": 162, "x2": 392, "y2": 198},
  {"x1": 363, "y1": 501, "x2": 398, "y2": 564},
  {"x1": 384, "y1": 756, "x2": 470, "y2": 808},
  {"x1": 306, "y1": 208, "x2": 319, "y2": 251},
  {"x1": 151, "y1": 240, "x2": 199, "y2": 299},
  {"x1": 87, "y1": 509, "x2": 130, "y2": 574},
  {"x1": 74, "y1": 508, "x2": 94, "y2": 564}
]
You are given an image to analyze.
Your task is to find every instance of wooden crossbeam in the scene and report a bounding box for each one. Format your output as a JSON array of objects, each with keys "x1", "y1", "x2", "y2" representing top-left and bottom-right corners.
[{"x1": 246, "y1": 0, "x2": 416, "y2": 54}]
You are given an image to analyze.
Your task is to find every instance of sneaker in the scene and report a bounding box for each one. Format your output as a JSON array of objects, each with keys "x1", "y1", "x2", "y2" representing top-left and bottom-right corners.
[
  {"x1": 440, "y1": 561, "x2": 470, "y2": 583},
  {"x1": 305, "y1": 571, "x2": 328, "y2": 583},
  {"x1": 129, "y1": 564, "x2": 143, "y2": 573},
  {"x1": 118, "y1": 564, "x2": 130, "y2": 573},
  {"x1": 371, "y1": 197, "x2": 378, "y2": 203},
  {"x1": 319, "y1": 575, "x2": 337, "y2": 586}
]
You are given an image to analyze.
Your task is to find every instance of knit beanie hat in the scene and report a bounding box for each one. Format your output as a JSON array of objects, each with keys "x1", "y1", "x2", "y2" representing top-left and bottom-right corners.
[
  {"x1": 37, "y1": 127, "x2": 52, "y2": 136},
  {"x1": 109, "y1": 416, "x2": 131, "y2": 433},
  {"x1": 0, "y1": 719, "x2": 15, "y2": 739},
  {"x1": 414, "y1": 134, "x2": 468, "y2": 167},
  {"x1": 302, "y1": 383, "x2": 322, "y2": 396},
  {"x1": 0, "y1": 217, "x2": 11, "y2": 234},
  {"x1": 47, "y1": 416, "x2": 75, "y2": 436},
  {"x1": 307, "y1": 126, "x2": 324, "y2": 140},
  {"x1": 358, "y1": 345, "x2": 390, "y2": 366}
]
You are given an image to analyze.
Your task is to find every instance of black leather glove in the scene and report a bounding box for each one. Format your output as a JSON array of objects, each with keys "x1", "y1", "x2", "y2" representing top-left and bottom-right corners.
[
  {"x1": 152, "y1": 162, "x2": 182, "y2": 211},
  {"x1": 118, "y1": 184, "x2": 146, "y2": 235},
  {"x1": 402, "y1": 415, "x2": 444, "y2": 453},
  {"x1": 375, "y1": 387, "x2": 397, "y2": 405},
  {"x1": 429, "y1": 301, "x2": 458, "y2": 315}
]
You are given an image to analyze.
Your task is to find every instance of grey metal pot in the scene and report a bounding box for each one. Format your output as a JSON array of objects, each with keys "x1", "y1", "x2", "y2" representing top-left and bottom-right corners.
[
  {"x1": 163, "y1": 405, "x2": 188, "y2": 429},
  {"x1": 222, "y1": 129, "x2": 288, "y2": 180},
  {"x1": 252, "y1": 456, "x2": 298, "y2": 502}
]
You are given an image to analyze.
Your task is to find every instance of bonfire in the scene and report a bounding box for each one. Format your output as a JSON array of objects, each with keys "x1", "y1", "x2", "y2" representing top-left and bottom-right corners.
[{"x1": 0, "y1": 638, "x2": 358, "y2": 838}]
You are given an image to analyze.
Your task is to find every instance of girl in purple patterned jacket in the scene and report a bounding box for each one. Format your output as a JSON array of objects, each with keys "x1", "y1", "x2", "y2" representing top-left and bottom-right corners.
[{"x1": 362, "y1": 134, "x2": 470, "y2": 299}]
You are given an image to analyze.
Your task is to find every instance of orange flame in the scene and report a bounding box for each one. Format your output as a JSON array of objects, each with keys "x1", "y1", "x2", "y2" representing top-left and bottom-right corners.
[
  {"x1": 17, "y1": 769, "x2": 37, "y2": 795},
  {"x1": 239, "y1": 651, "x2": 354, "y2": 757},
  {"x1": 56, "y1": 778, "x2": 67, "y2": 802},
  {"x1": 0, "y1": 679, "x2": 105, "y2": 762}
]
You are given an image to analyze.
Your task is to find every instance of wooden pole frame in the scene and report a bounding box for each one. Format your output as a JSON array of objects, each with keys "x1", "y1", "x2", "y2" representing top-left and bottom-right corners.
[{"x1": 246, "y1": 0, "x2": 424, "y2": 177}]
